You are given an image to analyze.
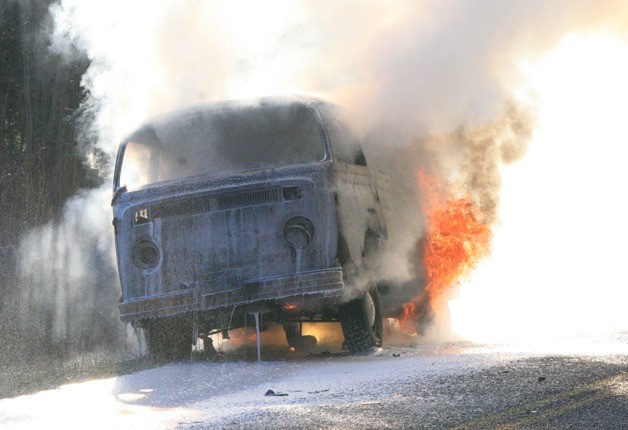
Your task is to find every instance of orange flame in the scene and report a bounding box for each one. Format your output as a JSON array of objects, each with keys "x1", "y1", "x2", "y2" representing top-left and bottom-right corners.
[{"x1": 400, "y1": 170, "x2": 492, "y2": 332}]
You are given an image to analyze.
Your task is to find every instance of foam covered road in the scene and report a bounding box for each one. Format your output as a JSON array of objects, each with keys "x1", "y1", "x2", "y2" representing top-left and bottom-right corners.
[{"x1": 1, "y1": 333, "x2": 626, "y2": 429}]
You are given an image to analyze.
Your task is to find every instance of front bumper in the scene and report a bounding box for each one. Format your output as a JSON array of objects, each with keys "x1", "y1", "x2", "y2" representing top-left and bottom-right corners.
[{"x1": 118, "y1": 268, "x2": 344, "y2": 322}]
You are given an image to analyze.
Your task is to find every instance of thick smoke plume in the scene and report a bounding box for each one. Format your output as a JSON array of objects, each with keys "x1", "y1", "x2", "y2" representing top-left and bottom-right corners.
[{"x1": 17, "y1": 0, "x2": 628, "y2": 355}]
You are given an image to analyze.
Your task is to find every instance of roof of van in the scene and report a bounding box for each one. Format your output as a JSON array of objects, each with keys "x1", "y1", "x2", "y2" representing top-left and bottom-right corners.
[{"x1": 128, "y1": 95, "x2": 335, "y2": 138}]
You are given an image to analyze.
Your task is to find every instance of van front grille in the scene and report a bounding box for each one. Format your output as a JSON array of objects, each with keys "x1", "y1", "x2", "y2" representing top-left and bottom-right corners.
[
  {"x1": 148, "y1": 187, "x2": 281, "y2": 219},
  {"x1": 151, "y1": 196, "x2": 213, "y2": 219},
  {"x1": 217, "y1": 188, "x2": 281, "y2": 210}
]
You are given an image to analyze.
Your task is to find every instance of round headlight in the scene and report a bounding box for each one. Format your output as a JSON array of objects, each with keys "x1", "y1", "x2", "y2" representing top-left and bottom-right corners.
[
  {"x1": 284, "y1": 216, "x2": 314, "y2": 249},
  {"x1": 132, "y1": 240, "x2": 160, "y2": 269}
]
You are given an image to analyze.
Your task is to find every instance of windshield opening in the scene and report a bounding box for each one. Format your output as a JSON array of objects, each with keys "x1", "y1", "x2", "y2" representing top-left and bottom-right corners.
[{"x1": 118, "y1": 104, "x2": 325, "y2": 190}]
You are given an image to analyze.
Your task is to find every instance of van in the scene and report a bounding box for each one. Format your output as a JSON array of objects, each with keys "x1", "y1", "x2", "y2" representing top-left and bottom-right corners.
[{"x1": 112, "y1": 96, "x2": 424, "y2": 360}]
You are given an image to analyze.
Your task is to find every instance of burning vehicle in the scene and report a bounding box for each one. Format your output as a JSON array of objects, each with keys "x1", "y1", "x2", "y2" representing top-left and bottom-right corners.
[{"x1": 112, "y1": 96, "x2": 425, "y2": 360}]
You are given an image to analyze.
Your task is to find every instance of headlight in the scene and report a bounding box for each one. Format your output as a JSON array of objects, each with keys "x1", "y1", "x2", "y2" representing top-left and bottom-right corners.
[
  {"x1": 283, "y1": 216, "x2": 314, "y2": 249},
  {"x1": 132, "y1": 240, "x2": 160, "y2": 269}
]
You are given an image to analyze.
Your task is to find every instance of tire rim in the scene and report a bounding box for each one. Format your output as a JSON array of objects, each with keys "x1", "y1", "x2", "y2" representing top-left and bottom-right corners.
[{"x1": 364, "y1": 291, "x2": 376, "y2": 330}]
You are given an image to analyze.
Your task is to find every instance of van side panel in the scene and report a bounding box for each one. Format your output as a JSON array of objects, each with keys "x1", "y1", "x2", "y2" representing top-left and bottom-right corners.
[{"x1": 332, "y1": 163, "x2": 387, "y2": 278}]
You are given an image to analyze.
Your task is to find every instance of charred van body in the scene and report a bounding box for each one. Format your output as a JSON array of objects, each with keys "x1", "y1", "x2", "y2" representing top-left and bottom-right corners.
[{"x1": 112, "y1": 96, "x2": 423, "y2": 360}]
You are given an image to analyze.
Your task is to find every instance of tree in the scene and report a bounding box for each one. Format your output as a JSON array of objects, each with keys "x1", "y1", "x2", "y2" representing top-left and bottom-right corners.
[{"x1": 0, "y1": 0, "x2": 106, "y2": 364}]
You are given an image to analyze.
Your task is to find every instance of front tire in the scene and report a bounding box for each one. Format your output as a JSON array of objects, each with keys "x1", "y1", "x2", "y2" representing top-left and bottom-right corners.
[
  {"x1": 339, "y1": 287, "x2": 383, "y2": 354},
  {"x1": 143, "y1": 315, "x2": 193, "y2": 363}
]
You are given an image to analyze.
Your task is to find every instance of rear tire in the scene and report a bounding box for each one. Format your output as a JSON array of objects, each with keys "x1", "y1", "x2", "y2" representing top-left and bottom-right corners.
[
  {"x1": 143, "y1": 315, "x2": 193, "y2": 363},
  {"x1": 339, "y1": 287, "x2": 383, "y2": 354}
]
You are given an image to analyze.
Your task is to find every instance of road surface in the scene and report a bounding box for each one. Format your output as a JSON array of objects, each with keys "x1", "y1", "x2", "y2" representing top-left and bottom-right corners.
[{"x1": 1, "y1": 328, "x2": 626, "y2": 429}]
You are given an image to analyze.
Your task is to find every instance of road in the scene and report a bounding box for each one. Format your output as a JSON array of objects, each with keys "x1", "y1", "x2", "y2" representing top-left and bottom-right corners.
[{"x1": 1, "y1": 328, "x2": 626, "y2": 429}]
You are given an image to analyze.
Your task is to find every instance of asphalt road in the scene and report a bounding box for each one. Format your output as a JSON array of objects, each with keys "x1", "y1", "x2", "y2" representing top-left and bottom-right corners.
[{"x1": 1, "y1": 331, "x2": 626, "y2": 429}]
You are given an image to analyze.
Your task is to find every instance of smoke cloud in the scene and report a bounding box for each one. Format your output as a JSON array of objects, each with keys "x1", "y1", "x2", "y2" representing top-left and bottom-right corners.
[
  {"x1": 18, "y1": 186, "x2": 123, "y2": 356},
  {"x1": 47, "y1": 0, "x2": 628, "y2": 173},
  {"x1": 18, "y1": 0, "x2": 628, "y2": 354},
  {"x1": 450, "y1": 31, "x2": 628, "y2": 341}
]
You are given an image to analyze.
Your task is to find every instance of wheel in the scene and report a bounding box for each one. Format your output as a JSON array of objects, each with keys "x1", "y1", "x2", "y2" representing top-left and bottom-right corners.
[
  {"x1": 339, "y1": 287, "x2": 383, "y2": 354},
  {"x1": 143, "y1": 315, "x2": 193, "y2": 362}
]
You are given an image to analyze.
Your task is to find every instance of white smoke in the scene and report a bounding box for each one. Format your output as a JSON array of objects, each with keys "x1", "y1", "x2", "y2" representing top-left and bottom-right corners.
[
  {"x1": 450, "y1": 32, "x2": 628, "y2": 341},
  {"x1": 18, "y1": 185, "x2": 121, "y2": 353},
  {"x1": 48, "y1": 0, "x2": 628, "y2": 154}
]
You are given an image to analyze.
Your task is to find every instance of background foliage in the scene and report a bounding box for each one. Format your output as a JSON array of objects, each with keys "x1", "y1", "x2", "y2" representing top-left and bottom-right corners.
[{"x1": 0, "y1": 0, "x2": 113, "y2": 366}]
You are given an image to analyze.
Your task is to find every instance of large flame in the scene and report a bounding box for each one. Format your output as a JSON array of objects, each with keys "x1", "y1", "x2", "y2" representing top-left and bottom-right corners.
[{"x1": 400, "y1": 170, "x2": 492, "y2": 333}]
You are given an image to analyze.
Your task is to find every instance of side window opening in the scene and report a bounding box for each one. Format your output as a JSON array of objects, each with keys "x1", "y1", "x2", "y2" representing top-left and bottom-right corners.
[
  {"x1": 354, "y1": 149, "x2": 367, "y2": 167},
  {"x1": 326, "y1": 119, "x2": 367, "y2": 167}
]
